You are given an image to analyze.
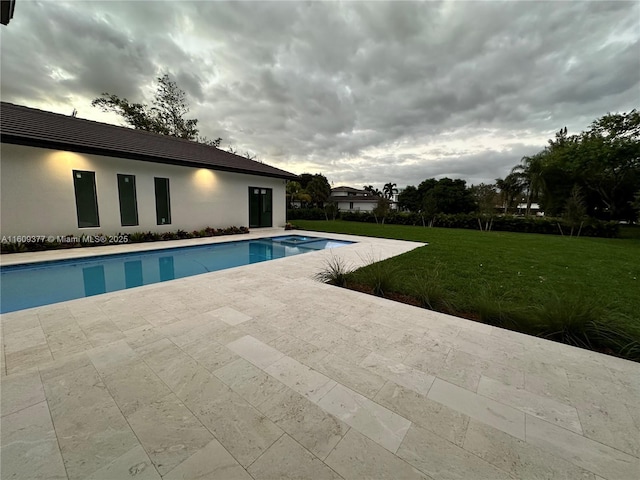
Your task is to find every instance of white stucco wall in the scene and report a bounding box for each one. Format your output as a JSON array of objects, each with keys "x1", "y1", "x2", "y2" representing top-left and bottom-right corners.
[
  {"x1": 0, "y1": 144, "x2": 287, "y2": 237},
  {"x1": 336, "y1": 201, "x2": 376, "y2": 213}
]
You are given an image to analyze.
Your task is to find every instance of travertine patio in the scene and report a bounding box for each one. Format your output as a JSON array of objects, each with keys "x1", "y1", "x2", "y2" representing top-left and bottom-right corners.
[{"x1": 1, "y1": 230, "x2": 639, "y2": 479}]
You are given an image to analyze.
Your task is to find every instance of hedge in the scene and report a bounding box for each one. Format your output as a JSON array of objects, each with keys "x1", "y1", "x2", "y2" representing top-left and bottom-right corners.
[
  {"x1": 292, "y1": 209, "x2": 619, "y2": 238},
  {"x1": 0, "y1": 226, "x2": 250, "y2": 254}
]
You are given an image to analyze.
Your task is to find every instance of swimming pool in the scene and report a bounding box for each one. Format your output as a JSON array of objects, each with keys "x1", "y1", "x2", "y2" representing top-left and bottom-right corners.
[{"x1": 0, "y1": 235, "x2": 353, "y2": 313}]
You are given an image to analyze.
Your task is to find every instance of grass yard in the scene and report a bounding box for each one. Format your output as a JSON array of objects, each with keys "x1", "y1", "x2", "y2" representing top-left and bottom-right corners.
[{"x1": 294, "y1": 220, "x2": 640, "y2": 360}]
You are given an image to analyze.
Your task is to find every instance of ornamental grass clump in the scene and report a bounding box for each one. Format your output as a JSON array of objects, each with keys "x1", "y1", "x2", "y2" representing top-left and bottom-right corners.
[{"x1": 314, "y1": 254, "x2": 353, "y2": 288}]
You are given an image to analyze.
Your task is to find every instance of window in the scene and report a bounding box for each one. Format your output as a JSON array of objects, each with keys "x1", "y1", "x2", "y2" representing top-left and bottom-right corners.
[
  {"x1": 117, "y1": 174, "x2": 138, "y2": 226},
  {"x1": 73, "y1": 170, "x2": 100, "y2": 227},
  {"x1": 349, "y1": 202, "x2": 354, "y2": 210},
  {"x1": 154, "y1": 177, "x2": 171, "y2": 225}
]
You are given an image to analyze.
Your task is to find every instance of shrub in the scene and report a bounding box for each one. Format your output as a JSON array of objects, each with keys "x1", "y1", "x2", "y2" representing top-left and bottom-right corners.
[
  {"x1": 353, "y1": 254, "x2": 400, "y2": 297},
  {"x1": 314, "y1": 254, "x2": 353, "y2": 287},
  {"x1": 287, "y1": 208, "x2": 326, "y2": 220},
  {"x1": 408, "y1": 264, "x2": 452, "y2": 312}
]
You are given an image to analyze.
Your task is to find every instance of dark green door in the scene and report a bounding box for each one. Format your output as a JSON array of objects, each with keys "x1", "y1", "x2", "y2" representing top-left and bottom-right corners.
[{"x1": 249, "y1": 187, "x2": 272, "y2": 227}]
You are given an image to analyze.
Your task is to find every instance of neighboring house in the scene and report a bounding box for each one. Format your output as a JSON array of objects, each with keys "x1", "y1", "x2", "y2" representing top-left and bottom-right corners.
[
  {"x1": 329, "y1": 186, "x2": 381, "y2": 213},
  {"x1": 0, "y1": 102, "x2": 297, "y2": 237}
]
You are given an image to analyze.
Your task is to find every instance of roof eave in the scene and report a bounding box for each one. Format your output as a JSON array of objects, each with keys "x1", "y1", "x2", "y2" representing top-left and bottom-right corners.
[{"x1": 1, "y1": 135, "x2": 299, "y2": 181}]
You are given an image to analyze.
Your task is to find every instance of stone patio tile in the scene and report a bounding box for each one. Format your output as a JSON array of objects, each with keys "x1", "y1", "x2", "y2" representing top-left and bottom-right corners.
[
  {"x1": 397, "y1": 423, "x2": 513, "y2": 480},
  {"x1": 227, "y1": 335, "x2": 285, "y2": 369},
  {"x1": 428, "y1": 378, "x2": 525, "y2": 440},
  {"x1": 141, "y1": 309, "x2": 181, "y2": 327},
  {"x1": 264, "y1": 355, "x2": 337, "y2": 403},
  {"x1": 327, "y1": 339, "x2": 372, "y2": 364},
  {"x1": 80, "y1": 319, "x2": 126, "y2": 347},
  {"x1": 525, "y1": 414, "x2": 640, "y2": 479},
  {"x1": 214, "y1": 358, "x2": 287, "y2": 408},
  {"x1": 258, "y1": 387, "x2": 349, "y2": 460},
  {"x1": 163, "y1": 439, "x2": 251, "y2": 480},
  {"x1": 123, "y1": 324, "x2": 166, "y2": 349},
  {"x1": 85, "y1": 445, "x2": 160, "y2": 480},
  {"x1": 38, "y1": 308, "x2": 75, "y2": 333},
  {"x1": 0, "y1": 401, "x2": 67, "y2": 480},
  {"x1": 4, "y1": 325, "x2": 47, "y2": 353},
  {"x1": 86, "y1": 340, "x2": 138, "y2": 377},
  {"x1": 43, "y1": 365, "x2": 140, "y2": 479},
  {"x1": 1, "y1": 370, "x2": 45, "y2": 418},
  {"x1": 44, "y1": 323, "x2": 89, "y2": 353},
  {"x1": 524, "y1": 363, "x2": 573, "y2": 404},
  {"x1": 317, "y1": 383, "x2": 411, "y2": 453},
  {"x1": 1, "y1": 313, "x2": 40, "y2": 335},
  {"x1": 127, "y1": 393, "x2": 214, "y2": 476},
  {"x1": 179, "y1": 368, "x2": 283, "y2": 467},
  {"x1": 158, "y1": 315, "x2": 225, "y2": 348},
  {"x1": 248, "y1": 434, "x2": 342, "y2": 480},
  {"x1": 360, "y1": 352, "x2": 435, "y2": 396},
  {"x1": 440, "y1": 348, "x2": 525, "y2": 392},
  {"x1": 402, "y1": 344, "x2": 450, "y2": 375},
  {"x1": 307, "y1": 353, "x2": 386, "y2": 399},
  {"x1": 464, "y1": 420, "x2": 596, "y2": 480},
  {"x1": 238, "y1": 319, "x2": 283, "y2": 343},
  {"x1": 101, "y1": 361, "x2": 172, "y2": 417},
  {"x1": 477, "y1": 375, "x2": 583, "y2": 434},
  {"x1": 5, "y1": 344, "x2": 53, "y2": 374},
  {"x1": 374, "y1": 381, "x2": 470, "y2": 447},
  {"x1": 574, "y1": 396, "x2": 640, "y2": 458},
  {"x1": 38, "y1": 352, "x2": 92, "y2": 381},
  {"x1": 212, "y1": 324, "x2": 249, "y2": 344},
  {"x1": 182, "y1": 337, "x2": 240, "y2": 372},
  {"x1": 211, "y1": 306, "x2": 252, "y2": 325},
  {"x1": 325, "y1": 429, "x2": 428, "y2": 480},
  {"x1": 266, "y1": 333, "x2": 330, "y2": 364},
  {"x1": 108, "y1": 312, "x2": 150, "y2": 332}
]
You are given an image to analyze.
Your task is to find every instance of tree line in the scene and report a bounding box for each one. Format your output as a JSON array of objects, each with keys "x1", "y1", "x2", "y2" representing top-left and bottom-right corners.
[{"x1": 396, "y1": 110, "x2": 639, "y2": 224}]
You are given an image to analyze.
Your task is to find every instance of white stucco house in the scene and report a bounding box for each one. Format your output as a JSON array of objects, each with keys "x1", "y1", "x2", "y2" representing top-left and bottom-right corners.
[
  {"x1": 329, "y1": 186, "x2": 386, "y2": 213},
  {"x1": 0, "y1": 102, "x2": 298, "y2": 237}
]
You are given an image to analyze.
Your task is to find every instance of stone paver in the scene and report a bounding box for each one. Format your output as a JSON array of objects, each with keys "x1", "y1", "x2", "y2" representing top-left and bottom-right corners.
[{"x1": 1, "y1": 229, "x2": 639, "y2": 479}]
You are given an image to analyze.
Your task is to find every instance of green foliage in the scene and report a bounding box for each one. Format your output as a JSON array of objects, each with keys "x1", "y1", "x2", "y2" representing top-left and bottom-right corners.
[
  {"x1": 383, "y1": 182, "x2": 398, "y2": 199},
  {"x1": 92, "y1": 74, "x2": 214, "y2": 143},
  {"x1": 372, "y1": 197, "x2": 391, "y2": 224},
  {"x1": 352, "y1": 255, "x2": 400, "y2": 297},
  {"x1": 314, "y1": 254, "x2": 353, "y2": 287},
  {"x1": 287, "y1": 208, "x2": 327, "y2": 220},
  {"x1": 338, "y1": 211, "x2": 619, "y2": 238},
  {"x1": 408, "y1": 264, "x2": 452, "y2": 312},
  {"x1": 509, "y1": 110, "x2": 640, "y2": 221},
  {"x1": 0, "y1": 226, "x2": 250, "y2": 254}
]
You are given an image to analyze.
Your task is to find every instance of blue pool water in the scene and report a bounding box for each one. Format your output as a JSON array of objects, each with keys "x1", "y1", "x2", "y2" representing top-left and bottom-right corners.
[{"x1": 0, "y1": 235, "x2": 353, "y2": 313}]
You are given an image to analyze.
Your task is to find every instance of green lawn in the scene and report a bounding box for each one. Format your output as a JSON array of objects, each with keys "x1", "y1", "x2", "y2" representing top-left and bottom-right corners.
[{"x1": 294, "y1": 220, "x2": 640, "y2": 359}]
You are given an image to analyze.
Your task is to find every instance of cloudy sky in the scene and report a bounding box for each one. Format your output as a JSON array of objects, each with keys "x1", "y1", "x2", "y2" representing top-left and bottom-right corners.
[{"x1": 1, "y1": 1, "x2": 638, "y2": 189}]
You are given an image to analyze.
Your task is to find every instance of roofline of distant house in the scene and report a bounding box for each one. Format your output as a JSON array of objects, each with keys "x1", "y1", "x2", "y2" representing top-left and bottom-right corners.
[{"x1": 1, "y1": 133, "x2": 298, "y2": 180}]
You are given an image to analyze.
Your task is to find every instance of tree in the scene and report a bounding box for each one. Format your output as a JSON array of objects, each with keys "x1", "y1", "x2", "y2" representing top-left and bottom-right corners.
[
  {"x1": 563, "y1": 185, "x2": 587, "y2": 237},
  {"x1": 364, "y1": 185, "x2": 382, "y2": 196},
  {"x1": 92, "y1": 74, "x2": 221, "y2": 144},
  {"x1": 511, "y1": 152, "x2": 547, "y2": 216},
  {"x1": 383, "y1": 182, "x2": 398, "y2": 200},
  {"x1": 305, "y1": 174, "x2": 331, "y2": 208},
  {"x1": 372, "y1": 197, "x2": 391, "y2": 224},
  {"x1": 470, "y1": 183, "x2": 498, "y2": 231},
  {"x1": 495, "y1": 173, "x2": 523, "y2": 213},
  {"x1": 398, "y1": 185, "x2": 421, "y2": 212}
]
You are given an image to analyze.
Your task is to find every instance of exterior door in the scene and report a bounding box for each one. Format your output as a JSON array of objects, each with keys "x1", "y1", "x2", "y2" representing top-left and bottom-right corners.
[{"x1": 249, "y1": 187, "x2": 273, "y2": 227}]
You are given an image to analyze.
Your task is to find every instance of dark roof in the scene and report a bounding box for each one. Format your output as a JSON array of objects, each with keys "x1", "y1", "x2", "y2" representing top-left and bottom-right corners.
[
  {"x1": 0, "y1": 102, "x2": 298, "y2": 180},
  {"x1": 329, "y1": 195, "x2": 380, "y2": 203},
  {"x1": 332, "y1": 186, "x2": 366, "y2": 194}
]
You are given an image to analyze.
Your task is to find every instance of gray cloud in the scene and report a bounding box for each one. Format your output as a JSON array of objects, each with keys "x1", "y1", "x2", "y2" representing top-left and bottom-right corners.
[{"x1": 1, "y1": 0, "x2": 638, "y2": 190}]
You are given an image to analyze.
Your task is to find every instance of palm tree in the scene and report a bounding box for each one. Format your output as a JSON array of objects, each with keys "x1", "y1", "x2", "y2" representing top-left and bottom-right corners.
[
  {"x1": 495, "y1": 173, "x2": 524, "y2": 213},
  {"x1": 383, "y1": 182, "x2": 398, "y2": 200},
  {"x1": 364, "y1": 185, "x2": 382, "y2": 197},
  {"x1": 511, "y1": 153, "x2": 546, "y2": 215}
]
